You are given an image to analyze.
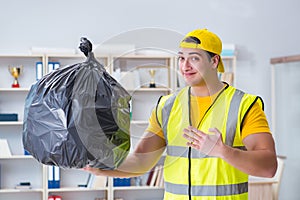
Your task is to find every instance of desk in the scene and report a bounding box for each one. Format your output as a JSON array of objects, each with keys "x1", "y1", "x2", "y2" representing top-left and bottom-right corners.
[{"x1": 248, "y1": 176, "x2": 278, "y2": 200}]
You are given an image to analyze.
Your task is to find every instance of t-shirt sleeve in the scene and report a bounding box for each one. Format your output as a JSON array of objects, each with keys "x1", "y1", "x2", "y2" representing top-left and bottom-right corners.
[
  {"x1": 241, "y1": 100, "x2": 271, "y2": 140},
  {"x1": 145, "y1": 108, "x2": 164, "y2": 139}
]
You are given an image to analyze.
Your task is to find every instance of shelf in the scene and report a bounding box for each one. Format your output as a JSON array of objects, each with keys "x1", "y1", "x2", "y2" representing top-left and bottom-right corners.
[
  {"x1": 0, "y1": 88, "x2": 30, "y2": 92},
  {"x1": 0, "y1": 121, "x2": 23, "y2": 126},
  {"x1": 0, "y1": 155, "x2": 33, "y2": 160},
  {"x1": 48, "y1": 187, "x2": 108, "y2": 192},
  {"x1": 130, "y1": 120, "x2": 148, "y2": 125},
  {"x1": 127, "y1": 87, "x2": 171, "y2": 93},
  {"x1": 0, "y1": 188, "x2": 44, "y2": 193},
  {"x1": 113, "y1": 54, "x2": 173, "y2": 59},
  {"x1": 112, "y1": 186, "x2": 164, "y2": 191}
]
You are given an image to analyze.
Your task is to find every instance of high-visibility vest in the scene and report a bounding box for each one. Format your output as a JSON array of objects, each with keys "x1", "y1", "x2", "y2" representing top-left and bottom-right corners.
[{"x1": 156, "y1": 84, "x2": 263, "y2": 200}]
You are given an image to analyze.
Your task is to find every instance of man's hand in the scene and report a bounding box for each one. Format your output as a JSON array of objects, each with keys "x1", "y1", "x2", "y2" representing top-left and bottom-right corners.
[
  {"x1": 183, "y1": 126, "x2": 224, "y2": 157},
  {"x1": 83, "y1": 165, "x2": 105, "y2": 176}
]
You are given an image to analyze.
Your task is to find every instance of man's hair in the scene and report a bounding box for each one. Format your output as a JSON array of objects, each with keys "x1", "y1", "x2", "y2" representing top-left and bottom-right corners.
[{"x1": 183, "y1": 36, "x2": 217, "y2": 60}]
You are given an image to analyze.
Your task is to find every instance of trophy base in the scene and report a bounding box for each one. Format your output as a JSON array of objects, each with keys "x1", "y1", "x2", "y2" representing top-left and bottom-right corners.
[
  {"x1": 12, "y1": 83, "x2": 20, "y2": 88},
  {"x1": 149, "y1": 83, "x2": 156, "y2": 88}
]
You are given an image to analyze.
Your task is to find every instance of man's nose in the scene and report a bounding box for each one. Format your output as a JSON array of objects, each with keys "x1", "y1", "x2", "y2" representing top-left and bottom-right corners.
[{"x1": 181, "y1": 59, "x2": 192, "y2": 70}]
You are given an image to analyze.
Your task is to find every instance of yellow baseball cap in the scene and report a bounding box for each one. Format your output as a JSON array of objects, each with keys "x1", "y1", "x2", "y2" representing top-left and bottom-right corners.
[{"x1": 179, "y1": 29, "x2": 224, "y2": 72}]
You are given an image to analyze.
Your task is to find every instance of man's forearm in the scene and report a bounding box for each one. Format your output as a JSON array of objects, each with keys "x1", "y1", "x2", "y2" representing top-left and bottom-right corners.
[
  {"x1": 221, "y1": 144, "x2": 277, "y2": 178},
  {"x1": 84, "y1": 144, "x2": 165, "y2": 178}
]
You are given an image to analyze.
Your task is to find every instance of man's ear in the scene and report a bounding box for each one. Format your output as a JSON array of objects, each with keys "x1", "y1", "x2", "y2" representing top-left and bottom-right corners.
[{"x1": 211, "y1": 55, "x2": 220, "y2": 70}]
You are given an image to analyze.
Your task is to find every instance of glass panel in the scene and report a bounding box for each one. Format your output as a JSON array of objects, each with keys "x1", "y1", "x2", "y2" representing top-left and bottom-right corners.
[{"x1": 273, "y1": 61, "x2": 300, "y2": 200}]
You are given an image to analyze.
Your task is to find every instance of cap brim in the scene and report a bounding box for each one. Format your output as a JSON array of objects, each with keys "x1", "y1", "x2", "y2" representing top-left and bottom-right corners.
[{"x1": 218, "y1": 58, "x2": 224, "y2": 73}]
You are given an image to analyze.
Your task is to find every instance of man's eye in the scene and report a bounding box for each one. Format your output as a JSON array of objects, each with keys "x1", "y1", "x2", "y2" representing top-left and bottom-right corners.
[
  {"x1": 178, "y1": 57, "x2": 184, "y2": 61},
  {"x1": 191, "y1": 57, "x2": 200, "y2": 61}
]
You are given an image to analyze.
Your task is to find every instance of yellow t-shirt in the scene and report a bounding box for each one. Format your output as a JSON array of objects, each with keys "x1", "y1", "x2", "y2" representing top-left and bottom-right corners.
[{"x1": 146, "y1": 93, "x2": 271, "y2": 140}]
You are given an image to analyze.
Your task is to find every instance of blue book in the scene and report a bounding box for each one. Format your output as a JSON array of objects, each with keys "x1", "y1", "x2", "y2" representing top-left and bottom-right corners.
[
  {"x1": 48, "y1": 62, "x2": 60, "y2": 73},
  {"x1": 53, "y1": 62, "x2": 60, "y2": 70},
  {"x1": 53, "y1": 166, "x2": 60, "y2": 188},
  {"x1": 24, "y1": 149, "x2": 31, "y2": 155},
  {"x1": 48, "y1": 62, "x2": 54, "y2": 73},
  {"x1": 113, "y1": 178, "x2": 131, "y2": 187},
  {"x1": 36, "y1": 62, "x2": 43, "y2": 80},
  {"x1": 48, "y1": 166, "x2": 54, "y2": 188},
  {"x1": 0, "y1": 113, "x2": 18, "y2": 121},
  {"x1": 48, "y1": 166, "x2": 60, "y2": 188}
]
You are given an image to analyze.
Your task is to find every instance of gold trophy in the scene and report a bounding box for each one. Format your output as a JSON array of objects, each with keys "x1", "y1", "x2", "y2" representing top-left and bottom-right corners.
[
  {"x1": 8, "y1": 66, "x2": 23, "y2": 88},
  {"x1": 149, "y1": 69, "x2": 156, "y2": 88}
]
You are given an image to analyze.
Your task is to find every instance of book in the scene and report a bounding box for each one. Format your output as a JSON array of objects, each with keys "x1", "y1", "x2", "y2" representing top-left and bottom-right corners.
[
  {"x1": 0, "y1": 139, "x2": 12, "y2": 157},
  {"x1": 15, "y1": 185, "x2": 32, "y2": 189},
  {"x1": 146, "y1": 167, "x2": 155, "y2": 186},
  {"x1": 36, "y1": 62, "x2": 43, "y2": 80},
  {"x1": 48, "y1": 62, "x2": 54, "y2": 73},
  {"x1": 48, "y1": 62, "x2": 60, "y2": 73},
  {"x1": 220, "y1": 72, "x2": 234, "y2": 85},
  {"x1": 0, "y1": 113, "x2": 18, "y2": 121},
  {"x1": 149, "y1": 165, "x2": 159, "y2": 187},
  {"x1": 158, "y1": 167, "x2": 164, "y2": 188},
  {"x1": 92, "y1": 176, "x2": 107, "y2": 188},
  {"x1": 155, "y1": 165, "x2": 163, "y2": 187},
  {"x1": 48, "y1": 166, "x2": 60, "y2": 188},
  {"x1": 113, "y1": 177, "x2": 131, "y2": 187},
  {"x1": 53, "y1": 62, "x2": 60, "y2": 70},
  {"x1": 86, "y1": 174, "x2": 107, "y2": 188},
  {"x1": 53, "y1": 166, "x2": 60, "y2": 188},
  {"x1": 15, "y1": 182, "x2": 32, "y2": 189},
  {"x1": 86, "y1": 174, "x2": 94, "y2": 188},
  {"x1": 48, "y1": 166, "x2": 54, "y2": 188}
]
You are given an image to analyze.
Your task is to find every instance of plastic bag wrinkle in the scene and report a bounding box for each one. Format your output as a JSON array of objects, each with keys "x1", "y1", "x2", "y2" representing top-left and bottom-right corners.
[{"x1": 23, "y1": 45, "x2": 131, "y2": 169}]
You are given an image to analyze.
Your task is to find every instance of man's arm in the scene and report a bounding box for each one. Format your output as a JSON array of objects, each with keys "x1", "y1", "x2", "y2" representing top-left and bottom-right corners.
[
  {"x1": 84, "y1": 131, "x2": 166, "y2": 177},
  {"x1": 221, "y1": 132, "x2": 277, "y2": 178},
  {"x1": 183, "y1": 127, "x2": 277, "y2": 178}
]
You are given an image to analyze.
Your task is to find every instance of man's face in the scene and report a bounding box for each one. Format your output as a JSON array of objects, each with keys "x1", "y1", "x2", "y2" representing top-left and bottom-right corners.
[{"x1": 177, "y1": 48, "x2": 215, "y2": 87}]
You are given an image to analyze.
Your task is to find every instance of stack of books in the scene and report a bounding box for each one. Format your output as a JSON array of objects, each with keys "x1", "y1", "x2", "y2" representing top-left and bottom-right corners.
[
  {"x1": 146, "y1": 165, "x2": 164, "y2": 187},
  {"x1": 0, "y1": 139, "x2": 12, "y2": 158},
  {"x1": 15, "y1": 182, "x2": 32, "y2": 189}
]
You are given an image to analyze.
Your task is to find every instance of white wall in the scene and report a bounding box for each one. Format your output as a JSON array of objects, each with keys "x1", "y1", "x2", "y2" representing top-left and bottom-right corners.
[{"x1": 1, "y1": 0, "x2": 299, "y2": 198}]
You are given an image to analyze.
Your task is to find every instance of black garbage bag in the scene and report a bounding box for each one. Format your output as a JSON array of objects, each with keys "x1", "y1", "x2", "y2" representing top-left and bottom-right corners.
[{"x1": 22, "y1": 38, "x2": 131, "y2": 169}]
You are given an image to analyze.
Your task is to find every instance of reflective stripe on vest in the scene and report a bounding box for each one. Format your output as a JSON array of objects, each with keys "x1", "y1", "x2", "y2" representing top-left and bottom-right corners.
[
  {"x1": 165, "y1": 181, "x2": 248, "y2": 196},
  {"x1": 161, "y1": 94, "x2": 177, "y2": 146}
]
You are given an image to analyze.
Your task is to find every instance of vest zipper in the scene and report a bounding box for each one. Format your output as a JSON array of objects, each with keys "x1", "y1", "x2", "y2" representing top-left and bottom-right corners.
[
  {"x1": 188, "y1": 146, "x2": 192, "y2": 200},
  {"x1": 188, "y1": 87, "x2": 192, "y2": 200}
]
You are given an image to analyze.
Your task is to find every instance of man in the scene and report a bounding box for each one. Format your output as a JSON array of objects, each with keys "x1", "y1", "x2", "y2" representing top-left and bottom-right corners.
[{"x1": 85, "y1": 29, "x2": 277, "y2": 200}]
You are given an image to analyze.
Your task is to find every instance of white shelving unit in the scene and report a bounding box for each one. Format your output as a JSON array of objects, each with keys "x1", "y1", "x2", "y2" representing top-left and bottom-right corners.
[
  {"x1": 0, "y1": 54, "x2": 45, "y2": 200},
  {"x1": 0, "y1": 52, "x2": 236, "y2": 200}
]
